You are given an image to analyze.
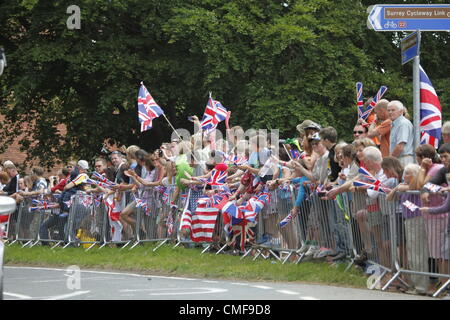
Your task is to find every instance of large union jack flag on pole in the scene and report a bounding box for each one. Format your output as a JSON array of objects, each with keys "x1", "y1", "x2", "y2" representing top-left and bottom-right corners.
[
  {"x1": 138, "y1": 82, "x2": 164, "y2": 133},
  {"x1": 419, "y1": 65, "x2": 442, "y2": 148},
  {"x1": 200, "y1": 93, "x2": 227, "y2": 132}
]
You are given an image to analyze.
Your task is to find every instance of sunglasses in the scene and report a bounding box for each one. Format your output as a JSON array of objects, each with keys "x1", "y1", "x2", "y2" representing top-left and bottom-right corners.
[{"x1": 354, "y1": 131, "x2": 364, "y2": 134}]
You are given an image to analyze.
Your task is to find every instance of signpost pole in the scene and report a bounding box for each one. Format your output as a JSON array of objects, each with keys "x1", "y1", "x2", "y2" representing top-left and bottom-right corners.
[{"x1": 412, "y1": 31, "x2": 421, "y2": 151}]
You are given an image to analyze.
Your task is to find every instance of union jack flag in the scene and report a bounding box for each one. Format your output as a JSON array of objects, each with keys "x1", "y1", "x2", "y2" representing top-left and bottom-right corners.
[
  {"x1": 358, "y1": 85, "x2": 388, "y2": 121},
  {"x1": 200, "y1": 93, "x2": 227, "y2": 132},
  {"x1": 166, "y1": 212, "x2": 174, "y2": 236},
  {"x1": 353, "y1": 180, "x2": 391, "y2": 194},
  {"x1": 419, "y1": 65, "x2": 442, "y2": 148},
  {"x1": 207, "y1": 169, "x2": 228, "y2": 186},
  {"x1": 356, "y1": 82, "x2": 364, "y2": 119},
  {"x1": 80, "y1": 195, "x2": 93, "y2": 208},
  {"x1": 29, "y1": 199, "x2": 59, "y2": 212},
  {"x1": 226, "y1": 154, "x2": 248, "y2": 166},
  {"x1": 138, "y1": 82, "x2": 164, "y2": 132},
  {"x1": 92, "y1": 172, "x2": 116, "y2": 187},
  {"x1": 424, "y1": 182, "x2": 442, "y2": 193},
  {"x1": 85, "y1": 178, "x2": 115, "y2": 189},
  {"x1": 358, "y1": 167, "x2": 378, "y2": 183}
]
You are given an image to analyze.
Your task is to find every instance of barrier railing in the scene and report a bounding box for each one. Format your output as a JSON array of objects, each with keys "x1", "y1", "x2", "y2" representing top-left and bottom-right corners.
[{"x1": 4, "y1": 184, "x2": 450, "y2": 297}]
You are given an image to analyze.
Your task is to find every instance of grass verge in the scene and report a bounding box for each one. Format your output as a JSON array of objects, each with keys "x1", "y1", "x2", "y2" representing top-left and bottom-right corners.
[{"x1": 4, "y1": 242, "x2": 367, "y2": 288}]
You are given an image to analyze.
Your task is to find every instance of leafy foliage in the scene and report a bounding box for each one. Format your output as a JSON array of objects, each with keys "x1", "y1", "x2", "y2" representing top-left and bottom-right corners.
[{"x1": 0, "y1": 0, "x2": 449, "y2": 167}]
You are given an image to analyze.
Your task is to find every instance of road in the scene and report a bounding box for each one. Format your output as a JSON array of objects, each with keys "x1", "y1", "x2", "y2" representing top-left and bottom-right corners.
[{"x1": 3, "y1": 266, "x2": 435, "y2": 300}]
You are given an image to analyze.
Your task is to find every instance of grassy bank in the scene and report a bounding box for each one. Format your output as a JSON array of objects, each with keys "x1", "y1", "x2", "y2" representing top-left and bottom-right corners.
[{"x1": 4, "y1": 243, "x2": 367, "y2": 288}]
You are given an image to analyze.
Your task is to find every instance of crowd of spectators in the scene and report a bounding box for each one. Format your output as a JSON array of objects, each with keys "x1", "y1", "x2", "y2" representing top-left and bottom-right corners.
[{"x1": 1, "y1": 98, "x2": 449, "y2": 296}]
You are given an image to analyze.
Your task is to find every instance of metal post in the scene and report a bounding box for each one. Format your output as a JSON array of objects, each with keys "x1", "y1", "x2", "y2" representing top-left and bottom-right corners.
[{"x1": 412, "y1": 31, "x2": 421, "y2": 152}]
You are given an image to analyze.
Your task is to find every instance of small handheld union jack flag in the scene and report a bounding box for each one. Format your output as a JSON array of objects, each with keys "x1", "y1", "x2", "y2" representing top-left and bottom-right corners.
[
  {"x1": 358, "y1": 85, "x2": 388, "y2": 121},
  {"x1": 92, "y1": 172, "x2": 116, "y2": 187},
  {"x1": 207, "y1": 169, "x2": 228, "y2": 186},
  {"x1": 353, "y1": 180, "x2": 391, "y2": 194}
]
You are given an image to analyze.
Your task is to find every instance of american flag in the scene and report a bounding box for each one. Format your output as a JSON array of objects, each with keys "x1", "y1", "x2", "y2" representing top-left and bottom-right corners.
[
  {"x1": 419, "y1": 65, "x2": 442, "y2": 148},
  {"x1": 207, "y1": 169, "x2": 228, "y2": 186},
  {"x1": 138, "y1": 82, "x2": 164, "y2": 132},
  {"x1": 181, "y1": 196, "x2": 220, "y2": 242},
  {"x1": 200, "y1": 93, "x2": 227, "y2": 132}
]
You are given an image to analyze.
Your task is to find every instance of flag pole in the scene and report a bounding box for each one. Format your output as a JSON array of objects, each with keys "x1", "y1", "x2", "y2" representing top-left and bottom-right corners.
[
  {"x1": 161, "y1": 112, "x2": 201, "y2": 164},
  {"x1": 162, "y1": 113, "x2": 183, "y2": 141}
]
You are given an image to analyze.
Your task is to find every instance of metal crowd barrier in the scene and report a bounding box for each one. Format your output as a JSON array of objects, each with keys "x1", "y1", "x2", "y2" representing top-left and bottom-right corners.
[{"x1": 4, "y1": 184, "x2": 450, "y2": 297}]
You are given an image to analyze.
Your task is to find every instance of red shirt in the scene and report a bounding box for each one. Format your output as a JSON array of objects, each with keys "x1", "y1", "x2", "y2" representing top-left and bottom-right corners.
[{"x1": 51, "y1": 176, "x2": 69, "y2": 193}]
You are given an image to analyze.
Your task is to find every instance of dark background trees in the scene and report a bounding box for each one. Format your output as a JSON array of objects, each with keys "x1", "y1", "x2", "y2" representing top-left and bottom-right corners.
[{"x1": 1, "y1": 0, "x2": 449, "y2": 168}]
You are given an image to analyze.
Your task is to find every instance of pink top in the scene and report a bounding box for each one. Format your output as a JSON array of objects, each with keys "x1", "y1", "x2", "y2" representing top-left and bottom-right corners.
[{"x1": 427, "y1": 163, "x2": 447, "y2": 218}]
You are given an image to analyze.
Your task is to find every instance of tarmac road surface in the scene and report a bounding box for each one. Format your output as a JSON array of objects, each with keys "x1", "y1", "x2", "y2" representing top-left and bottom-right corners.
[{"x1": 3, "y1": 266, "x2": 435, "y2": 300}]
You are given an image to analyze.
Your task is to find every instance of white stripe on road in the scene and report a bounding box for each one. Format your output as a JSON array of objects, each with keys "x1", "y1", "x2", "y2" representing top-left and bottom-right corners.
[
  {"x1": 276, "y1": 289, "x2": 299, "y2": 295},
  {"x1": 45, "y1": 290, "x2": 91, "y2": 300},
  {"x1": 5, "y1": 266, "x2": 196, "y2": 281},
  {"x1": 119, "y1": 287, "x2": 227, "y2": 296},
  {"x1": 252, "y1": 285, "x2": 273, "y2": 290},
  {"x1": 301, "y1": 296, "x2": 320, "y2": 300},
  {"x1": 3, "y1": 292, "x2": 32, "y2": 299}
]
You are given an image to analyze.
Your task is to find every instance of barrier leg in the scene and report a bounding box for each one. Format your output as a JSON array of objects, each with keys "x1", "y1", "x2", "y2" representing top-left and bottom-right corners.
[
  {"x1": 201, "y1": 244, "x2": 211, "y2": 254},
  {"x1": 433, "y1": 279, "x2": 450, "y2": 298},
  {"x1": 215, "y1": 244, "x2": 228, "y2": 255},
  {"x1": 381, "y1": 270, "x2": 401, "y2": 291},
  {"x1": 154, "y1": 239, "x2": 169, "y2": 252}
]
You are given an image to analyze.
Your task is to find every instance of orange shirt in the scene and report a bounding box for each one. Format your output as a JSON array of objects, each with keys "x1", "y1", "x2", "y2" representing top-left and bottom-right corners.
[{"x1": 376, "y1": 119, "x2": 392, "y2": 157}]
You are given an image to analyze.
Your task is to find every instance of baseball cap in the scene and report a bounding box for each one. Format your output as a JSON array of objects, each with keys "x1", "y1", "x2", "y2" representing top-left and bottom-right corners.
[{"x1": 77, "y1": 160, "x2": 89, "y2": 170}]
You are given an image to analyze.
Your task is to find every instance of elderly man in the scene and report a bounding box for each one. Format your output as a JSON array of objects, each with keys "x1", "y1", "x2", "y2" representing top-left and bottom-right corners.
[
  {"x1": 387, "y1": 100, "x2": 414, "y2": 166},
  {"x1": 362, "y1": 99, "x2": 392, "y2": 157},
  {"x1": 353, "y1": 146, "x2": 390, "y2": 267},
  {"x1": 442, "y1": 121, "x2": 450, "y2": 144}
]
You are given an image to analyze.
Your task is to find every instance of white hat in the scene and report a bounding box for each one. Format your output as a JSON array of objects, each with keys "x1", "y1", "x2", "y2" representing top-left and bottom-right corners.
[{"x1": 77, "y1": 160, "x2": 89, "y2": 170}]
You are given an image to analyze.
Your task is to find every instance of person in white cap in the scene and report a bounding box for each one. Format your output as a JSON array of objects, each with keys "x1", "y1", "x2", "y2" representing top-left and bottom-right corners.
[{"x1": 63, "y1": 160, "x2": 89, "y2": 191}]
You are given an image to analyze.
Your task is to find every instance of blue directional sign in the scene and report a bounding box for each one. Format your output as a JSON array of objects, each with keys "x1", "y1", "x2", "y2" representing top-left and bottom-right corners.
[
  {"x1": 368, "y1": 4, "x2": 450, "y2": 31},
  {"x1": 401, "y1": 31, "x2": 420, "y2": 65}
]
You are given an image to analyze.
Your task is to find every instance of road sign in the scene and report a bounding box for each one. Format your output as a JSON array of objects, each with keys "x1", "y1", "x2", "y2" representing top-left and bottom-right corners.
[
  {"x1": 401, "y1": 31, "x2": 420, "y2": 65},
  {"x1": 367, "y1": 4, "x2": 450, "y2": 31}
]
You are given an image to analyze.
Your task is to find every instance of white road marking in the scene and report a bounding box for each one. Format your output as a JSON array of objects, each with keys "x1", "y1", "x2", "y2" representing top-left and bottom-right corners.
[
  {"x1": 252, "y1": 285, "x2": 273, "y2": 290},
  {"x1": 45, "y1": 290, "x2": 91, "y2": 300},
  {"x1": 276, "y1": 289, "x2": 299, "y2": 295},
  {"x1": 301, "y1": 296, "x2": 320, "y2": 300},
  {"x1": 231, "y1": 282, "x2": 249, "y2": 286},
  {"x1": 32, "y1": 276, "x2": 126, "y2": 283},
  {"x1": 119, "y1": 287, "x2": 228, "y2": 296},
  {"x1": 202, "y1": 280, "x2": 219, "y2": 283},
  {"x1": 3, "y1": 292, "x2": 32, "y2": 299},
  {"x1": 5, "y1": 266, "x2": 196, "y2": 281}
]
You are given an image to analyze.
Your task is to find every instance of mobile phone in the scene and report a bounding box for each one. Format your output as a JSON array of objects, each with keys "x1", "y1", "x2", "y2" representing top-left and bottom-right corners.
[{"x1": 318, "y1": 191, "x2": 327, "y2": 197}]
